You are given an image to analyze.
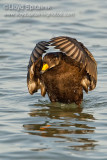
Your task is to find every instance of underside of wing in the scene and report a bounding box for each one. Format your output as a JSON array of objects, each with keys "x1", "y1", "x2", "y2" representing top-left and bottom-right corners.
[
  {"x1": 27, "y1": 41, "x2": 49, "y2": 95},
  {"x1": 28, "y1": 41, "x2": 49, "y2": 69},
  {"x1": 50, "y1": 36, "x2": 97, "y2": 90}
]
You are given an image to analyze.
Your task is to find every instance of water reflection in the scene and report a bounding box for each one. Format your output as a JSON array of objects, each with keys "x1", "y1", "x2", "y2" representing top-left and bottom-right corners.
[{"x1": 23, "y1": 102, "x2": 97, "y2": 151}]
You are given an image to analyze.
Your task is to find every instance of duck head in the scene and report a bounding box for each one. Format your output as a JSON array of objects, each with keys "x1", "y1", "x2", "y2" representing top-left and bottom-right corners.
[{"x1": 41, "y1": 52, "x2": 63, "y2": 73}]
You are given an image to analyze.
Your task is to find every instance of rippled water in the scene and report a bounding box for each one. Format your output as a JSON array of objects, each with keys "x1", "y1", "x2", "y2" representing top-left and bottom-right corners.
[{"x1": 0, "y1": 0, "x2": 107, "y2": 159}]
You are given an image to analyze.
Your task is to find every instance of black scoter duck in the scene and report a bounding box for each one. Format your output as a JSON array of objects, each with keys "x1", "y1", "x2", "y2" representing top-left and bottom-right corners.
[{"x1": 27, "y1": 36, "x2": 97, "y2": 105}]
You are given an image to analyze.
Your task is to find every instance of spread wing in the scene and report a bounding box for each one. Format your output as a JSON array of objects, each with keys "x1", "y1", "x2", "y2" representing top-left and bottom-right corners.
[
  {"x1": 27, "y1": 41, "x2": 49, "y2": 95},
  {"x1": 50, "y1": 36, "x2": 97, "y2": 90},
  {"x1": 28, "y1": 41, "x2": 49, "y2": 69}
]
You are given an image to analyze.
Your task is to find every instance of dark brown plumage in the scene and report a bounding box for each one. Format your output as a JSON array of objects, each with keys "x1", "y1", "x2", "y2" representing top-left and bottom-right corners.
[{"x1": 27, "y1": 36, "x2": 97, "y2": 105}]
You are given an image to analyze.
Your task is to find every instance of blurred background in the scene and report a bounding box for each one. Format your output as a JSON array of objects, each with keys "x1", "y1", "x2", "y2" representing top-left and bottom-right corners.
[{"x1": 0, "y1": 0, "x2": 107, "y2": 159}]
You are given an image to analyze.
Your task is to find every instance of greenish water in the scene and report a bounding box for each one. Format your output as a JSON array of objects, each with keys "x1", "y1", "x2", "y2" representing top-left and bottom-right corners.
[{"x1": 0, "y1": 0, "x2": 107, "y2": 159}]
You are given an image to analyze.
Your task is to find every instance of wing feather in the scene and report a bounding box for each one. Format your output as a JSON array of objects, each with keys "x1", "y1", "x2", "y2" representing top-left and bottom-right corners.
[
  {"x1": 50, "y1": 36, "x2": 97, "y2": 90},
  {"x1": 28, "y1": 41, "x2": 49, "y2": 69},
  {"x1": 27, "y1": 41, "x2": 49, "y2": 95}
]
